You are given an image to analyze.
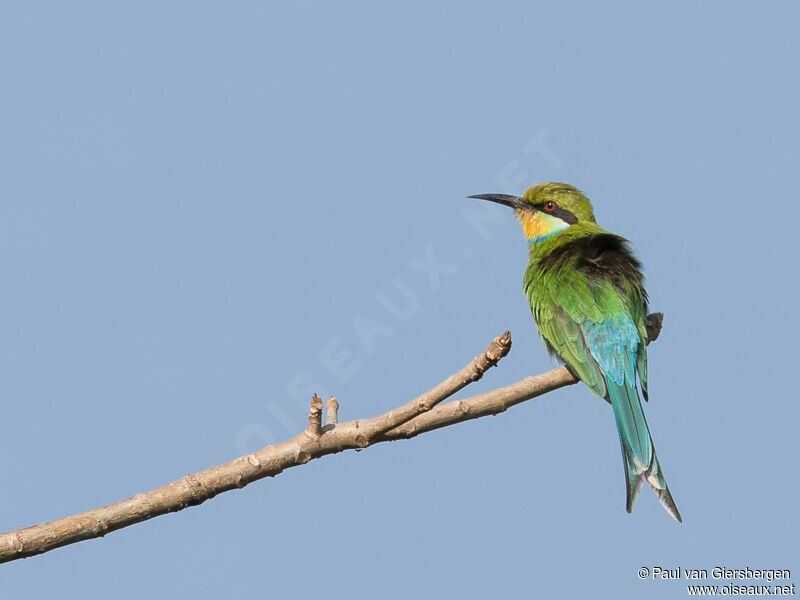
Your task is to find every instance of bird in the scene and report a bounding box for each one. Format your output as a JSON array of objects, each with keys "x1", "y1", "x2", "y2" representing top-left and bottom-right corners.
[{"x1": 469, "y1": 183, "x2": 681, "y2": 522}]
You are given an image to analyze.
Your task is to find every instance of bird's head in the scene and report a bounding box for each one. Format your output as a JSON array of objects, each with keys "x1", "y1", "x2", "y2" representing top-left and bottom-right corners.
[{"x1": 469, "y1": 182, "x2": 596, "y2": 243}]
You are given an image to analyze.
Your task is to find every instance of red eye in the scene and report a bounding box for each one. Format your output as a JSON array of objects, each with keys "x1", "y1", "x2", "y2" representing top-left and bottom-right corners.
[{"x1": 544, "y1": 201, "x2": 556, "y2": 212}]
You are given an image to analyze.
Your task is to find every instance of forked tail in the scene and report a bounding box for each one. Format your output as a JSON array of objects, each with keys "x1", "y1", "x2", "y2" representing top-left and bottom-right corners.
[{"x1": 608, "y1": 379, "x2": 682, "y2": 522}]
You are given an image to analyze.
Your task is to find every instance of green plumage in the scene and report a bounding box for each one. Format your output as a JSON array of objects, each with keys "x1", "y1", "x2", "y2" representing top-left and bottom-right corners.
[{"x1": 469, "y1": 183, "x2": 681, "y2": 522}]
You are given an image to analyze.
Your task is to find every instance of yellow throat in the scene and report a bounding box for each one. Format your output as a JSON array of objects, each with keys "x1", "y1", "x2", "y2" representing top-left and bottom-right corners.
[{"x1": 517, "y1": 211, "x2": 569, "y2": 241}]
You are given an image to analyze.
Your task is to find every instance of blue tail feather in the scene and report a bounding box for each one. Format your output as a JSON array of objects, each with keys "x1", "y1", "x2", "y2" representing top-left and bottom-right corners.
[{"x1": 607, "y1": 379, "x2": 682, "y2": 522}]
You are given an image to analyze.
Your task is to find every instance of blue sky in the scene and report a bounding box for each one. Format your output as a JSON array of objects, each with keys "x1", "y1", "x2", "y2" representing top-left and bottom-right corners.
[{"x1": 1, "y1": 2, "x2": 798, "y2": 598}]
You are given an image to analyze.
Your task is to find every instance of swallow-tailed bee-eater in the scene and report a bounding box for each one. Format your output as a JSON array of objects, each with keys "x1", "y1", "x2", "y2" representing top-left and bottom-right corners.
[{"x1": 470, "y1": 183, "x2": 681, "y2": 522}]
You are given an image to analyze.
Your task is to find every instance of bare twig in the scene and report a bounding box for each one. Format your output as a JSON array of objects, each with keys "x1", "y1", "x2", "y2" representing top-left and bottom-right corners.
[
  {"x1": 307, "y1": 394, "x2": 324, "y2": 437},
  {"x1": 380, "y1": 365, "x2": 577, "y2": 441},
  {"x1": 0, "y1": 315, "x2": 663, "y2": 565},
  {"x1": 646, "y1": 312, "x2": 663, "y2": 342},
  {"x1": 0, "y1": 330, "x2": 510, "y2": 564},
  {"x1": 325, "y1": 397, "x2": 339, "y2": 426},
  {"x1": 366, "y1": 330, "x2": 511, "y2": 437}
]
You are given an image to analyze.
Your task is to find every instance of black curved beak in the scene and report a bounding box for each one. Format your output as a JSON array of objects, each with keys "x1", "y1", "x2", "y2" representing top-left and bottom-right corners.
[{"x1": 467, "y1": 194, "x2": 525, "y2": 210}]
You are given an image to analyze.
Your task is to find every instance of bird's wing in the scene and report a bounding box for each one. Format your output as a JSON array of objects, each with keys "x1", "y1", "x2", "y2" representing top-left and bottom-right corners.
[
  {"x1": 638, "y1": 340, "x2": 649, "y2": 401},
  {"x1": 537, "y1": 305, "x2": 607, "y2": 397},
  {"x1": 535, "y1": 275, "x2": 643, "y2": 398}
]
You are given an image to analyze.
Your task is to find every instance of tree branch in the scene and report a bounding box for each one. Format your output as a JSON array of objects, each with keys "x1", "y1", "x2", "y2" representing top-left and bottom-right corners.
[{"x1": 0, "y1": 314, "x2": 663, "y2": 564}]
